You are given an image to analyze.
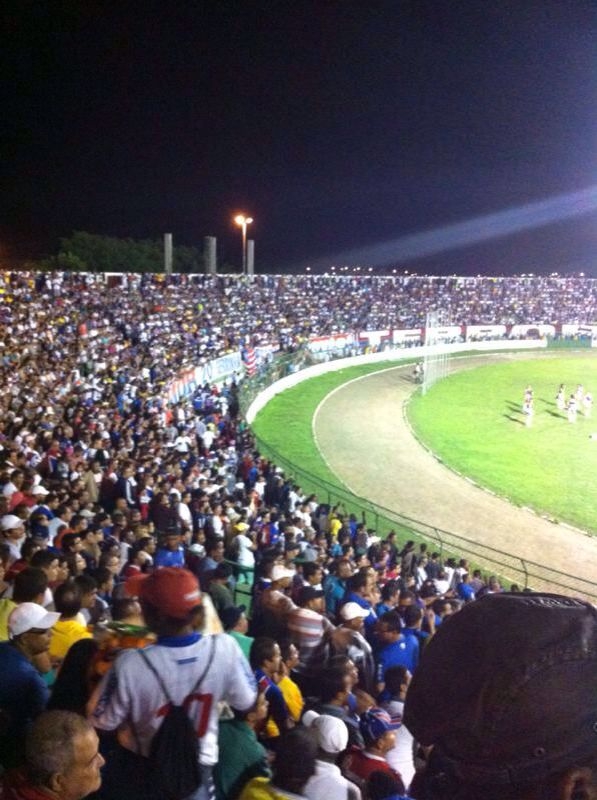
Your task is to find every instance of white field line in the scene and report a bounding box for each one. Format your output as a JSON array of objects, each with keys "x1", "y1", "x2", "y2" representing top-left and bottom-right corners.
[{"x1": 311, "y1": 364, "x2": 410, "y2": 498}]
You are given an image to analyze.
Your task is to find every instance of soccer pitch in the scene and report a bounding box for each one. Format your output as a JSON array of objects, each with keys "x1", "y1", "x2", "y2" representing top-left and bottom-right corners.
[{"x1": 407, "y1": 355, "x2": 597, "y2": 534}]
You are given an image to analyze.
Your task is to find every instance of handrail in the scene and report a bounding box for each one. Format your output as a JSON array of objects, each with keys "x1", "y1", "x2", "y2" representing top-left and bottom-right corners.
[{"x1": 240, "y1": 347, "x2": 597, "y2": 602}]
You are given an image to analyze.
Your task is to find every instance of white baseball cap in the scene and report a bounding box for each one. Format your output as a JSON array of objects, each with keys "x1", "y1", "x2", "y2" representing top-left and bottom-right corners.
[
  {"x1": 340, "y1": 602, "x2": 370, "y2": 621},
  {"x1": 31, "y1": 485, "x2": 50, "y2": 496},
  {"x1": 303, "y1": 710, "x2": 349, "y2": 753},
  {"x1": 8, "y1": 603, "x2": 60, "y2": 638},
  {"x1": 1, "y1": 514, "x2": 24, "y2": 532},
  {"x1": 271, "y1": 565, "x2": 295, "y2": 582}
]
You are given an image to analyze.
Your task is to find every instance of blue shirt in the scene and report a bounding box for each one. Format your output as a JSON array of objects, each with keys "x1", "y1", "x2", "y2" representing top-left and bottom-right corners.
[
  {"x1": 0, "y1": 643, "x2": 49, "y2": 768},
  {"x1": 375, "y1": 635, "x2": 419, "y2": 682},
  {"x1": 323, "y1": 575, "x2": 346, "y2": 614},
  {"x1": 457, "y1": 582, "x2": 475, "y2": 602},
  {"x1": 343, "y1": 591, "x2": 377, "y2": 633},
  {"x1": 255, "y1": 668, "x2": 287, "y2": 734},
  {"x1": 154, "y1": 547, "x2": 186, "y2": 568}
]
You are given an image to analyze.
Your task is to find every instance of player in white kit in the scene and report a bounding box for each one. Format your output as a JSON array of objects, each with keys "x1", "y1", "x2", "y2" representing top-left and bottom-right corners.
[
  {"x1": 575, "y1": 384, "x2": 584, "y2": 403},
  {"x1": 555, "y1": 384, "x2": 565, "y2": 411},
  {"x1": 522, "y1": 398, "x2": 534, "y2": 426},
  {"x1": 567, "y1": 394, "x2": 577, "y2": 423},
  {"x1": 584, "y1": 391, "x2": 593, "y2": 417}
]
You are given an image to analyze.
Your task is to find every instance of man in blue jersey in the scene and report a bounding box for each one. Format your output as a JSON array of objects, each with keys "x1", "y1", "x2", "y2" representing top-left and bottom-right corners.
[
  {"x1": 153, "y1": 530, "x2": 185, "y2": 568},
  {"x1": 375, "y1": 611, "x2": 418, "y2": 696},
  {"x1": 249, "y1": 636, "x2": 290, "y2": 740},
  {"x1": 0, "y1": 602, "x2": 59, "y2": 770}
]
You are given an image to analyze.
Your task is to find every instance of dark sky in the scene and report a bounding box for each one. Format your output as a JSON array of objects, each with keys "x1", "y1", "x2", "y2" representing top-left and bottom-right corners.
[{"x1": 2, "y1": 1, "x2": 596, "y2": 274}]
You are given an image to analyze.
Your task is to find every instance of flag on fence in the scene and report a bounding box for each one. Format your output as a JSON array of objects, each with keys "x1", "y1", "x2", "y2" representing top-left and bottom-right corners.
[{"x1": 242, "y1": 347, "x2": 257, "y2": 376}]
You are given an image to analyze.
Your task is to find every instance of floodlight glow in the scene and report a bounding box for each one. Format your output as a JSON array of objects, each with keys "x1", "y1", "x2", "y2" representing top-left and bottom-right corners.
[{"x1": 299, "y1": 185, "x2": 597, "y2": 270}]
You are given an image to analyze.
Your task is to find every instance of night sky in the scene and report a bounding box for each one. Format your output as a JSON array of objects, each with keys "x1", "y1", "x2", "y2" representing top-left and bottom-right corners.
[{"x1": 2, "y1": 1, "x2": 596, "y2": 274}]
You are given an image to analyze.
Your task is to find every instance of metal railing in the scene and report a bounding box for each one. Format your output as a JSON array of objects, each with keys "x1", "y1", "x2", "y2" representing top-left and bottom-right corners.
[{"x1": 240, "y1": 348, "x2": 597, "y2": 602}]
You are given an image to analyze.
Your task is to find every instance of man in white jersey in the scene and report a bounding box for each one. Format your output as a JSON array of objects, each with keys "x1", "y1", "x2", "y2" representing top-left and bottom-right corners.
[{"x1": 90, "y1": 567, "x2": 256, "y2": 800}]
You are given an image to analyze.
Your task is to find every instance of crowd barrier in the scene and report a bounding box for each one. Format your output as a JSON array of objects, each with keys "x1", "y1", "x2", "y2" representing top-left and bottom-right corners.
[{"x1": 240, "y1": 340, "x2": 597, "y2": 602}]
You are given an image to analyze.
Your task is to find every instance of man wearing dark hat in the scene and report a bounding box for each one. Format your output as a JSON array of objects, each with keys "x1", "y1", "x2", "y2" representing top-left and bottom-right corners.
[
  {"x1": 404, "y1": 592, "x2": 597, "y2": 800},
  {"x1": 90, "y1": 567, "x2": 257, "y2": 800}
]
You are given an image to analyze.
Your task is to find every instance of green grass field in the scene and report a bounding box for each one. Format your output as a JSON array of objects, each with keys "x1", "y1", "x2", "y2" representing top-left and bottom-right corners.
[{"x1": 407, "y1": 355, "x2": 597, "y2": 534}]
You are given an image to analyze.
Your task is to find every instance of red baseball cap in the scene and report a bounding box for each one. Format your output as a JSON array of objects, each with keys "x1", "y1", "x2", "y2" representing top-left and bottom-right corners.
[{"x1": 125, "y1": 568, "x2": 201, "y2": 619}]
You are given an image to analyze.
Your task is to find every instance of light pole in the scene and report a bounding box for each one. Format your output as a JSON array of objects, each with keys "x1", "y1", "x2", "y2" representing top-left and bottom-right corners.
[{"x1": 234, "y1": 214, "x2": 253, "y2": 274}]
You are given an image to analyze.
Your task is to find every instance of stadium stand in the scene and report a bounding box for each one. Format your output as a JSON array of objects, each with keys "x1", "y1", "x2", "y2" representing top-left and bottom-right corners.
[{"x1": 0, "y1": 270, "x2": 595, "y2": 800}]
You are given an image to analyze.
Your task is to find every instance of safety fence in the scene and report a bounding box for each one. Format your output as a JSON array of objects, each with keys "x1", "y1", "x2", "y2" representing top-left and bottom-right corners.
[{"x1": 239, "y1": 348, "x2": 597, "y2": 603}]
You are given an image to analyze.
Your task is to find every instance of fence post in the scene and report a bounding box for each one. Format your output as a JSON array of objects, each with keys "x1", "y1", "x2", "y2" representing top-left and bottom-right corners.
[
  {"x1": 520, "y1": 558, "x2": 529, "y2": 590},
  {"x1": 434, "y1": 528, "x2": 444, "y2": 559}
]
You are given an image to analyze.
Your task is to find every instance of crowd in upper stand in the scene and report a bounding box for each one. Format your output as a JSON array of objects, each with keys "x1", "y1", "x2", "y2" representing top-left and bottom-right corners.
[{"x1": 0, "y1": 270, "x2": 595, "y2": 800}]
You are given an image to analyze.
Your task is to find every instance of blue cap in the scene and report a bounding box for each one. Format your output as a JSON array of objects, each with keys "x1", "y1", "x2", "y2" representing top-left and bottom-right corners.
[{"x1": 359, "y1": 707, "x2": 401, "y2": 743}]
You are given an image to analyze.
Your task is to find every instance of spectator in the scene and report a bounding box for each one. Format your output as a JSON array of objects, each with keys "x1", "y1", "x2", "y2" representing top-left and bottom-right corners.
[
  {"x1": 250, "y1": 637, "x2": 290, "y2": 740},
  {"x1": 375, "y1": 612, "x2": 419, "y2": 695},
  {"x1": 153, "y1": 530, "x2": 185, "y2": 569},
  {"x1": 342, "y1": 708, "x2": 404, "y2": 793},
  {"x1": 213, "y1": 690, "x2": 270, "y2": 800},
  {"x1": 0, "y1": 567, "x2": 48, "y2": 641},
  {"x1": 302, "y1": 710, "x2": 361, "y2": 800},
  {"x1": 207, "y1": 562, "x2": 235, "y2": 616},
  {"x1": 49, "y1": 582, "x2": 92, "y2": 664},
  {"x1": 456, "y1": 571, "x2": 475, "y2": 602},
  {"x1": 0, "y1": 710, "x2": 104, "y2": 800},
  {"x1": 90, "y1": 567, "x2": 256, "y2": 800},
  {"x1": 222, "y1": 604, "x2": 254, "y2": 660},
  {"x1": 405, "y1": 593, "x2": 597, "y2": 800},
  {"x1": 276, "y1": 641, "x2": 304, "y2": 724},
  {"x1": 366, "y1": 771, "x2": 411, "y2": 800},
  {"x1": 238, "y1": 727, "x2": 317, "y2": 800},
  {"x1": 336, "y1": 603, "x2": 375, "y2": 693},
  {"x1": 0, "y1": 603, "x2": 59, "y2": 769},
  {"x1": 380, "y1": 666, "x2": 415, "y2": 792},
  {"x1": 323, "y1": 558, "x2": 353, "y2": 615},
  {"x1": 287, "y1": 585, "x2": 332, "y2": 687},
  {"x1": 46, "y1": 638, "x2": 100, "y2": 716}
]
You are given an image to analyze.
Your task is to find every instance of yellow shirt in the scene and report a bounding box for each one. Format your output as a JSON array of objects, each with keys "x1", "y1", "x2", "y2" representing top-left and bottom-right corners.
[
  {"x1": 238, "y1": 777, "x2": 304, "y2": 800},
  {"x1": 278, "y1": 675, "x2": 303, "y2": 722},
  {"x1": 0, "y1": 598, "x2": 16, "y2": 641},
  {"x1": 264, "y1": 675, "x2": 304, "y2": 738},
  {"x1": 329, "y1": 518, "x2": 342, "y2": 539},
  {"x1": 49, "y1": 618, "x2": 92, "y2": 660}
]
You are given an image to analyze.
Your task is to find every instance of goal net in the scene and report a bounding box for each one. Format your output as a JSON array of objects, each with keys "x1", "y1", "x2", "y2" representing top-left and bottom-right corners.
[{"x1": 422, "y1": 311, "x2": 450, "y2": 395}]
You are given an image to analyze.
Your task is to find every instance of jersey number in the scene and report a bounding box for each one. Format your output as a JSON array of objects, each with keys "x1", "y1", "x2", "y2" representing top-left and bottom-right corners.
[{"x1": 156, "y1": 693, "x2": 213, "y2": 737}]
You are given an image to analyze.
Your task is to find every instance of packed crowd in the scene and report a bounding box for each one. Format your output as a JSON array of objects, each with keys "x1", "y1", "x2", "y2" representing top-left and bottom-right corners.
[{"x1": 0, "y1": 269, "x2": 595, "y2": 800}]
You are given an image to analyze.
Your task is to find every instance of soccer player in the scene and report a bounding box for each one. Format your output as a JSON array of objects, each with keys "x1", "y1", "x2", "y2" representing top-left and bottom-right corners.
[
  {"x1": 522, "y1": 398, "x2": 533, "y2": 427},
  {"x1": 523, "y1": 384, "x2": 533, "y2": 404},
  {"x1": 567, "y1": 394, "x2": 577, "y2": 423},
  {"x1": 575, "y1": 383, "x2": 584, "y2": 403},
  {"x1": 583, "y1": 391, "x2": 592, "y2": 417},
  {"x1": 555, "y1": 384, "x2": 565, "y2": 411}
]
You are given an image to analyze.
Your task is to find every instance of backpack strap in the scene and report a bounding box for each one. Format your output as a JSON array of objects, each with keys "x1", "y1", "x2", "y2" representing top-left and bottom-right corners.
[
  {"x1": 191, "y1": 635, "x2": 216, "y2": 694},
  {"x1": 139, "y1": 649, "x2": 173, "y2": 703},
  {"x1": 139, "y1": 635, "x2": 216, "y2": 704}
]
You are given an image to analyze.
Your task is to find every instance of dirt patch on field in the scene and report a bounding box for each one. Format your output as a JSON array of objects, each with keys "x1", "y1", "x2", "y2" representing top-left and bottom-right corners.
[{"x1": 313, "y1": 352, "x2": 597, "y2": 599}]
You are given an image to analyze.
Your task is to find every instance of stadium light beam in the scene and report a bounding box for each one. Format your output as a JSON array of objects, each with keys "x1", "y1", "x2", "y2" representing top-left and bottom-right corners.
[{"x1": 297, "y1": 185, "x2": 597, "y2": 271}]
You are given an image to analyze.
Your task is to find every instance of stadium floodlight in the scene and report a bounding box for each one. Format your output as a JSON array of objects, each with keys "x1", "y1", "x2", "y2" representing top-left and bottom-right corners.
[{"x1": 234, "y1": 215, "x2": 253, "y2": 274}]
